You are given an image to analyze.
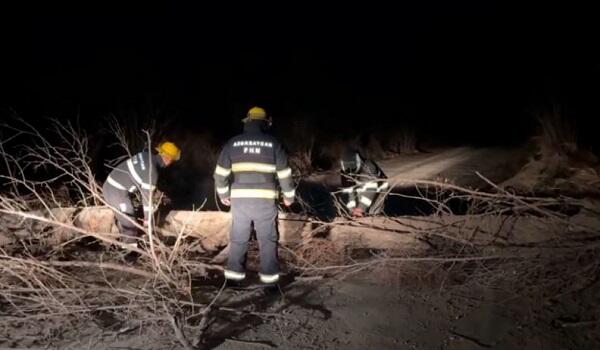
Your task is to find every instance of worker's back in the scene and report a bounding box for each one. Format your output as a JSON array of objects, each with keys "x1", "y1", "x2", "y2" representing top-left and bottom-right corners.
[
  {"x1": 106, "y1": 151, "x2": 158, "y2": 194},
  {"x1": 214, "y1": 120, "x2": 295, "y2": 201},
  {"x1": 340, "y1": 150, "x2": 386, "y2": 187},
  {"x1": 227, "y1": 123, "x2": 280, "y2": 196}
]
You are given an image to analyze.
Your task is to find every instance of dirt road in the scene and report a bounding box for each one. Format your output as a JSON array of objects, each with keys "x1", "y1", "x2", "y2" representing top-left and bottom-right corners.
[
  {"x1": 379, "y1": 146, "x2": 530, "y2": 188},
  {"x1": 208, "y1": 271, "x2": 591, "y2": 350}
]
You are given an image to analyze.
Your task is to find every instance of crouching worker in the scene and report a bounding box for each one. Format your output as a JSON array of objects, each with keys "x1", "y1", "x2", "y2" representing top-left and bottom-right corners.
[
  {"x1": 339, "y1": 148, "x2": 388, "y2": 217},
  {"x1": 214, "y1": 107, "x2": 295, "y2": 286},
  {"x1": 102, "y1": 141, "x2": 181, "y2": 248}
]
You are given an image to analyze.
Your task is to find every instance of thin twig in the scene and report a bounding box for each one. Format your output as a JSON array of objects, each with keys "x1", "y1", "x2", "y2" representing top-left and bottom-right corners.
[{"x1": 164, "y1": 303, "x2": 194, "y2": 350}]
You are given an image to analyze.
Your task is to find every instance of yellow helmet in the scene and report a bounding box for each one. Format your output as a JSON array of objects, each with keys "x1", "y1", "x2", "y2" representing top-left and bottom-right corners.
[
  {"x1": 242, "y1": 106, "x2": 267, "y2": 123},
  {"x1": 155, "y1": 141, "x2": 181, "y2": 161}
]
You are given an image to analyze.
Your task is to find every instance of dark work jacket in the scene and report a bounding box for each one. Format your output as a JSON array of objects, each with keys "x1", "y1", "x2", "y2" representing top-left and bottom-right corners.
[
  {"x1": 214, "y1": 120, "x2": 295, "y2": 201},
  {"x1": 104, "y1": 151, "x2": 164, "y2": 218},
  {"x1": 341, "y1": 155, "x2": 387, "y2": 210}
]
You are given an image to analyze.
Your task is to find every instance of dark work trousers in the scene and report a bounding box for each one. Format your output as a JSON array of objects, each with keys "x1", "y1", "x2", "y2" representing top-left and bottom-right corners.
[
  {"x1": 227, "y1": 198, "x2": 280, "y2": 275},
  {"x1": 102, "y1": 182, "x2": 139, "y2": 244}
]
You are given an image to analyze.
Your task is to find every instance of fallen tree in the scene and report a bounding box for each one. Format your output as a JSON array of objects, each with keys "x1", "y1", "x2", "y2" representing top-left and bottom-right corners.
[{"x1": 4, "y1": 200, "x2": 598, "y2": 255}]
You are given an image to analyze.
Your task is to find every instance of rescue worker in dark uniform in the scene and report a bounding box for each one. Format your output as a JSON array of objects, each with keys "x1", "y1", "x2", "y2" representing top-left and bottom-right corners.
[
  {"x1": 214, "y1": 106, "x2": 295, "y2": 285},
  {"x1": 102, "y1": 141, "x2": 181, "y2": 247},
  {"x1": 339, "y1": 148, "x2": 388, "y2": 217}
]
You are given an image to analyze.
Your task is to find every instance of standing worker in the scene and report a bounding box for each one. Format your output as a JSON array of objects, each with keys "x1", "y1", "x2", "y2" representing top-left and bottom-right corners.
[
  {"x1": 339, "y1": 148, "x2": 388, "y2": 217},
  {"x1": 102, "y1": 141, "x2": 181, "y2": 247},
  {"x1": 214, "y1": 106, "x2": 295, "y2": 285}
]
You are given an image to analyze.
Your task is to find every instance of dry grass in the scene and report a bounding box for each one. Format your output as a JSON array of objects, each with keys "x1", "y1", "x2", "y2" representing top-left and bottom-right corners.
[
  {"x1": 280, "y1": 116, "x2": 316, "y2": 176},
  {"x1": 387, "y1": 127, "x2": 419, "y2": 155},
  {"x1": 536, "y1": 104, "x2": 577, "y2": 156},
  {"x1": 500, "y1": 106, "x2": 600, "y2": 195}
]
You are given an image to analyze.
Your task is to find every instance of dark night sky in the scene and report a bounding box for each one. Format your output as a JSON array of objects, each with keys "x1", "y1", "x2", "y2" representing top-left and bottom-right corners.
[{"x1": 1, "y1": 2, "x2": 599, "y2": 147}]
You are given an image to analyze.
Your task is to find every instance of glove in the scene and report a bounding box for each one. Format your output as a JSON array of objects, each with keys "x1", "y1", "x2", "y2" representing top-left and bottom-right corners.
[
  {"x1": 351, "y1": 207, "x2": 365, "y2": 217},
  {"x1": 162, "y1": 195, "x2": 172, "y2": 206}
]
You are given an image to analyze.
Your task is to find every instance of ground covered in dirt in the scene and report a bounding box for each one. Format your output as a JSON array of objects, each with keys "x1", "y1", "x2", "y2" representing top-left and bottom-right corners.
[
  {"x1": 3, "y1": 263, "x2": 597, "y2": 350},
  {"x1": 211, "y1": 272, "x2": 598, "y2": 350}
]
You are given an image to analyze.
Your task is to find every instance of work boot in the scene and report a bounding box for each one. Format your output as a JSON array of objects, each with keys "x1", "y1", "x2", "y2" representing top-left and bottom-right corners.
[
  {"x1": 225, "y1": 279, "x2": 244, "y2": 289},
  {"x1": 259, "y1": 282, "x2": 280, "y2": 296},
  {"x1": 120, "y1": 242, "x2": 140, "y2": 263},
  {"x1": 124, "y1": 250, "x2": 141, "y2": 263}
]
